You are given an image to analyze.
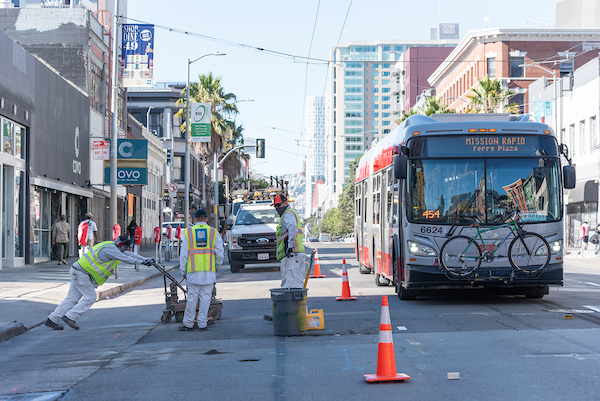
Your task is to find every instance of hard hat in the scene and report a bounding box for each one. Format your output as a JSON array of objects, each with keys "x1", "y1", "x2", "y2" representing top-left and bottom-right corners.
[
  {"x1": 114, "y1": 235, "x2": 131, "y2": 248},
  {"x1": 271, "y1": 193, "x2": 287, "y2": 206}
]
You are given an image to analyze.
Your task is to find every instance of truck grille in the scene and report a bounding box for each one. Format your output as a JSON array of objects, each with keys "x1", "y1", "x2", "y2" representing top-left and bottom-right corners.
[{"x1": 239, "y1": 234, "x2": 277, "y2": 250}]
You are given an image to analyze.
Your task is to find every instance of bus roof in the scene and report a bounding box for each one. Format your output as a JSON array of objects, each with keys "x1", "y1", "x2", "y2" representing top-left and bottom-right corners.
[{"x1": 355, "y1": 113, "x2": 555, "y2": 183}]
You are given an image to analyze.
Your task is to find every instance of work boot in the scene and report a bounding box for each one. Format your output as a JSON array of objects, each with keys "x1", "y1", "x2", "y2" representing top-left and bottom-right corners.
[
  {"x1": 45, "y1": 318, "x2": 64, "y2": 331},
  {"x1": 178, "y1": 325, "x2": 194, "y2": 331},
  {"x1": 61, "y1": 315, "x2": 79, "y2": 330},
  {"x1": 263, "y1": 314, "x2": 273, "y2": 322}
]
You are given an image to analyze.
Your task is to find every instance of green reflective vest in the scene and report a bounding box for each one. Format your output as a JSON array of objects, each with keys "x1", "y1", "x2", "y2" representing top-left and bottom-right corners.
[
  {"x1": 78, "y1": 241, "x2": 121, "y2": 285},
  {"x1": 276, "y1": 208, "x2": 305, "y2": 261},
  {"x1": 185, "y1": 223, "x2": 217, "y2": 273}
]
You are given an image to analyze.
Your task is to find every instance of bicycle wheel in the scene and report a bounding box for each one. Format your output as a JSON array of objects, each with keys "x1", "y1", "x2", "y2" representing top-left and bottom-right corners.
[
  {"x1": 508, "y1": 233, "x2": 551, "y2": 272},
  {"x1": 440, "y1": 235, "x2": 482, "y2": 277}
]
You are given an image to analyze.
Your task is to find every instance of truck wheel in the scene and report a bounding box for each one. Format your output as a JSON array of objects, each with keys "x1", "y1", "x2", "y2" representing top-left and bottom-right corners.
[{"x1": 231, "y1": 264, "x2": 241, "y2": 273}]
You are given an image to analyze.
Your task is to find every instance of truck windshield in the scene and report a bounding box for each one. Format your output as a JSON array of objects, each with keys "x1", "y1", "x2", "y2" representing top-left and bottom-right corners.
[
  {"x1": 408, "y1": 157, "x2": 561, "y2": 224},
  {"x1": 235, "y1": 208, "x2": 280, "y2": 225}
]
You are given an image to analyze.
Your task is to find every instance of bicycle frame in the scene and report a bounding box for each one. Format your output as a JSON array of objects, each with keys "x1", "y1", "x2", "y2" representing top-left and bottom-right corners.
[{"x1": 456, "y1": 219, "x2": 525, "y2": 261}]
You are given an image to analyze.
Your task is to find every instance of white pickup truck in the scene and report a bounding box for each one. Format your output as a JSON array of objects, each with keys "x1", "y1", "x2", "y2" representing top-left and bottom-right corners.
[{"x1": 227, "y1": 203, "x2": 280, "y2": 273}]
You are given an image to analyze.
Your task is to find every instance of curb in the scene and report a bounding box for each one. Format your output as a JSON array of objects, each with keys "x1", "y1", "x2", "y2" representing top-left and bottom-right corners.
[
  {"x1": 0, "y1": 322, "x2": 27, "y2": 343},
  {"x1": 0, "y1": 265, "x2": 177, "y2": 343}
]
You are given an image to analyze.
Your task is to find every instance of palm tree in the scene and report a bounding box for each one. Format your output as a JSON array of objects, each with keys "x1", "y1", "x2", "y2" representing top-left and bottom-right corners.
[
  {"x1": 175, "y1": 73, "x2": 242, "y2": 207},
  {"x1": 397, "y1": 96, "x2": 455, "y2": 123},
  {"x1": 222, "y1": 123, "x2": 245, "y2": 179},
  {"x1": 467, "y1": 76, "x2": 518, "y2": 113}
]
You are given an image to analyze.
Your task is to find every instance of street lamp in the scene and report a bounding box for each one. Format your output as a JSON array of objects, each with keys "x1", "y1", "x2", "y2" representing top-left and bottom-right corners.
[
  {"x1": 185, "y1": 52, "x2": 226, "y2": 228},
  {"x1": 520, "y1": 63, "x2": 558, "y2": 137},
  {"x1": 146, "y1": 106, "x2": 154, "y2": 131}
]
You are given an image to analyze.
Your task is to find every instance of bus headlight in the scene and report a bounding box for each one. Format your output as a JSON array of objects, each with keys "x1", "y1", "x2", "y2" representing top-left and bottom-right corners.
[
  {"x1": 408, "y1": 241, "x2": 438, "y2": 257},
  {"x1": 534, "y1": 240, "x2": 561, "y2": 256}
]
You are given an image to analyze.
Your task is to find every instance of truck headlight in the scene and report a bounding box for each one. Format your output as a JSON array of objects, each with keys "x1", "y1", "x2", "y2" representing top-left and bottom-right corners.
[
  {"x1": 231, "y1": 235, "x2": 242, "y2": 250},
  {"x1": 408, "y1": 241, "x2": 438, "y2": 257}
]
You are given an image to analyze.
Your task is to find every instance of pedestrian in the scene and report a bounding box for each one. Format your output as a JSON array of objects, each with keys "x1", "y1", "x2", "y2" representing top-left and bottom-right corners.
[
  {"x1": 127, "y1": 219, "x2": 137, "y2": 242},
  {"x1": 78, "y1": 212, "x2": 98, "y2": 256},
  {"x1": 44, "y1": 235, "x2": 154, "y2": 331},
  {"x1": 52, "y1": 215, "x2": 70, "y2": 265},
  {"x1": 591, "y1": 224, "x2": 600, "y2": 258},
  {"x1": 580, "y1": 221, "x2": 590, "y2": 255},
  {"x1": 179, "y1": 209, "x2": 223, "y2": 331},
  {"x1": 264, "y1": 193, "x2": 306, "y2": 322}
]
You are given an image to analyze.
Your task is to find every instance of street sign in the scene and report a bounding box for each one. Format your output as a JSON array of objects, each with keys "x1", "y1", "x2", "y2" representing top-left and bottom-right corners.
[
  {"x1": 93, "y1": 140, "x2": 110, "y2": 160},
  {"x1": 190, "y1": 102, "x2": 211, "y2": 143},
  {"x1": 168, "y1": 183, "x2": 177, "y2": 193}
]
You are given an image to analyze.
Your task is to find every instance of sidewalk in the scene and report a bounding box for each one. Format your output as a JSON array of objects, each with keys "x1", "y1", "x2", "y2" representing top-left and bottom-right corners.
[
  {"x1": 564, "y1": 246, "x2": 600, "y2": 263},
  {"x1": 0, "y1": 247, "x2": 179, "y2": 343}
]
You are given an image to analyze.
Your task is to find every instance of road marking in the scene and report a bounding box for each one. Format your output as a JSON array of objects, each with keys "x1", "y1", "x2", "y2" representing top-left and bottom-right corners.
[
  {"x1": 584, "y1": 282, "x2": 600, "y2": 287},
  {"x1": 397, "y1": 326, "x2": 407, "y2": 331},
  {"x1": 583, "y1": 305, "x2": 600, "y2": 313},
  {"x1": 407, "y1": 339, "x2": 432, "y2": 355}
]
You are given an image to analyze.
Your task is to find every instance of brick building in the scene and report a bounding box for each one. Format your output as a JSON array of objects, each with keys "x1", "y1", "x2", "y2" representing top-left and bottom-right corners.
[{"x1": 428, "y1": 28, "x2": 600, "y2": 115}]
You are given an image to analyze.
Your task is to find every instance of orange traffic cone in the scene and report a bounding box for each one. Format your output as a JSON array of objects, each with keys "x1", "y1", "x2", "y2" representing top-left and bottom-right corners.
[
  {"x1": 364, "y1": 296, "x2": 410, "y2": 383},
  {"x1": 310, "y1": 249, "x2": 326, "y2": 278},
  {"x1": 336, "y1": 259, "x2": 356, "y2": 301}
]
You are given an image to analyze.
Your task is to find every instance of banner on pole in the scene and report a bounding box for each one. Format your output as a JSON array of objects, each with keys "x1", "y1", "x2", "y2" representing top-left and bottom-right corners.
[
  {"x1": 122, "y1": 24, "x2": 155, "y2": 88},
  {"x1": 190, "y1": 102, "x2": 212, "y2": 143}
]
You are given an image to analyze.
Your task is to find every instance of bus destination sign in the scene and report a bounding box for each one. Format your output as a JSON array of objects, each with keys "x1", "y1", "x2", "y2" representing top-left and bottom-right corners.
[
  {"x1": 465, "y1": 136, "x2": 526, "y2": 153},
  {"x1": 423, "y1": 135, "x2": 557, "y2": 157}
]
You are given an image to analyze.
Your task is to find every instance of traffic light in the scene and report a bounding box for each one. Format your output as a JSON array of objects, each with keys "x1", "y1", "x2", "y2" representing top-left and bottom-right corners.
[
  {"x1": 165, "y1": 149, "x2": 171, "y2": 164},
  {"x1": 256, "y1": 138, "x2": 265, "y2": 158}
]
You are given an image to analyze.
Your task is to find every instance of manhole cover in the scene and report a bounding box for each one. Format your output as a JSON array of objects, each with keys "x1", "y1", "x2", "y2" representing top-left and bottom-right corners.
[{"x1": 545, "y1": 309, "x2": 595, "y2": 314}]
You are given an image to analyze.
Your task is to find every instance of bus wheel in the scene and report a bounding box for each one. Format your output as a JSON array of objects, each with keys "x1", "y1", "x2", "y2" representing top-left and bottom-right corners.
[
  {"x1": 359, "y1": 263, "x2": 371, "y2": 274},
  {"x1": 375, "y1": 271, "x2": 390, "y2": 286}
]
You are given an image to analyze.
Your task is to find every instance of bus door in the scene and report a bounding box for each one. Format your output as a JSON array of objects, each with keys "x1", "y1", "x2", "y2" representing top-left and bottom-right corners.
[
  {"x1": 382, "y1": 169, "x2": 394, "y2": 279},
  {"x1": 362, "y1": 179, "x2": 370, "y2": 268},
  {"x1": 372, "y1": 174, "x2": 382, "y2": 273},
  {"x1": 354, "y1": 182, "x2": 362, "y2": 261}
]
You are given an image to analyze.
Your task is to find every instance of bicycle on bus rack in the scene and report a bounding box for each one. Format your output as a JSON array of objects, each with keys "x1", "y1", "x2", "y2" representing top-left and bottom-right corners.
[{"x1": 439, "y1": 209, "x2": 551, "y2": 279}]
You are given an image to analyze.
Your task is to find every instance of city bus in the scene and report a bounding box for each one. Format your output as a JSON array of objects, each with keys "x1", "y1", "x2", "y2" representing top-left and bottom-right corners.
[{"x1": 354, "y1": 114, "x2": 575, "y2": 300}]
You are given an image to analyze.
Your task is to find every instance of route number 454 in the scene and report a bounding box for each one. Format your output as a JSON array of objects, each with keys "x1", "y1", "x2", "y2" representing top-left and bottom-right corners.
[{"x1": 422, "y1": 210, "x2": 440, "y2": 219}]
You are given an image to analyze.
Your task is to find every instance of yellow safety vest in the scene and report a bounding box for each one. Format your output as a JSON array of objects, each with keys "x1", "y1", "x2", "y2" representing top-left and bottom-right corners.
[
  {"x1": 276, "y1": 208, "x2": 305, "y2": 261},
  {"x1": 78, "y1": 241, "x2": 121, "y2": 285},
  {"x1": 185, "y1": 223, "x2": 217, "y2": 273}
]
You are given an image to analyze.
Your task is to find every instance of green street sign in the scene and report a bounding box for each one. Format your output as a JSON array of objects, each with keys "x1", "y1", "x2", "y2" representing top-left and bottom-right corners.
[{"x1": 190, "y1": 102, "x2": 211, "y2": 143}]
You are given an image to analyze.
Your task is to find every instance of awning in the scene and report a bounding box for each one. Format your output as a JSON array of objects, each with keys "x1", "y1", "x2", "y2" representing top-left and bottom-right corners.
[
  {"x1": 566, "y1": 180, "x2": 598, "y2": 203},
  {"x1": 31, "y1": 176, "x2": 93, "y2": 198}
]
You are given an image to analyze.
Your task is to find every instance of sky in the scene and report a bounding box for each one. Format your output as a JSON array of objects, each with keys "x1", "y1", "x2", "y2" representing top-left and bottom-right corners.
[{"x1": 127, "y1": 0, "x2": 561, "y2": 178}]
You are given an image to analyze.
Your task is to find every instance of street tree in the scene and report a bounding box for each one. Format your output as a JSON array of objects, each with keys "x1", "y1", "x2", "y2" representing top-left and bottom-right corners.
[{"x1": 467, "y1": 75, "x2": 518, "y2": 113}]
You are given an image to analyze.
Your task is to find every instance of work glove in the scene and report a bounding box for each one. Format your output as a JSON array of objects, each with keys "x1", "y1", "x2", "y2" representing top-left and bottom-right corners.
[
  {"x1": 143, "y1": 258, "x2": 154, "y2": 266},
  {"x1": 285, "y1": 248, "x2": 294, "y2": 258}
]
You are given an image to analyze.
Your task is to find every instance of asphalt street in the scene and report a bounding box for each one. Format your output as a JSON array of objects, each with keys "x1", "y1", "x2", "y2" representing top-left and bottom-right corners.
[{"x1": 1, "y1": 242, "x2": 600, "y2": 400}]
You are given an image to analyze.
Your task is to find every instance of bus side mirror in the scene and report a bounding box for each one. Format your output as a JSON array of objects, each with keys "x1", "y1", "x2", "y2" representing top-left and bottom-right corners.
[
  {"x1": 394, "y1": 155, "x2": 407, "y2": 180},
  {"x1": 563, "y1": 165, "x2": 576, "y2": 189}
]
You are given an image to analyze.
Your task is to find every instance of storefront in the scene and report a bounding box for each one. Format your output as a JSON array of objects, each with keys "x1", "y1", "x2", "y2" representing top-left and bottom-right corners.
[
  {"x1": 0, "y1": 117, "x2": 26, "y2": 267},
  {"x1": 565, "y1": 180, "x2": 598, "y2": 247}
]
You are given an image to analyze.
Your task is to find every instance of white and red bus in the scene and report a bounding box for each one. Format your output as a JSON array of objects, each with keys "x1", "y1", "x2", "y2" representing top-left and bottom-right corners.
[{"x1": 354, "y1": 114, "x2": 575, "y2": 299}]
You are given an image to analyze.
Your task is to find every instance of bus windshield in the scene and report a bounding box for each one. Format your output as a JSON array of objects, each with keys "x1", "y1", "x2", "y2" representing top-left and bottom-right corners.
[{"x1": 408, "y1": 157, "x2": 561, "y2": 224}]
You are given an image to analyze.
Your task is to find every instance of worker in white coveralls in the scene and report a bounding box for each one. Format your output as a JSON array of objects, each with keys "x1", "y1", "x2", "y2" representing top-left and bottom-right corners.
[
  {"x1": 179, "y1": 209, "x2": 224, "y2": 331},
  {"x1": 45, "y1": 235, "x2": 154, "y2": 331},
  {"x1": 264, "y1": 193, "x2": 306, "y2": 322}
]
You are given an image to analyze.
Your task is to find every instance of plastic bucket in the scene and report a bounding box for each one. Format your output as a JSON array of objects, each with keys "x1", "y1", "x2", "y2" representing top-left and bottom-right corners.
[{"x1": 270, "y1": 288, "x2": 307, "y2": 336}]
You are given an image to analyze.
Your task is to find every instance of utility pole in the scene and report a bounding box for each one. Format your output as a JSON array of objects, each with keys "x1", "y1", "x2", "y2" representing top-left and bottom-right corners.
[{"x1": 110, "y1": 0, "x2": 119, "y2": 229}]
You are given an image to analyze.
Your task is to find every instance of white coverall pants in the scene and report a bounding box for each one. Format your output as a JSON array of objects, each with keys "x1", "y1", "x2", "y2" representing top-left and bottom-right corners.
[
  {"x1": 280, "y1": 252, "x2": 306, "y2": 288},
  {"x1": 183, "y1": 282, "x2": 213, "y2": 329},
  {"x1": 48, "y1": 267, "x2": 97, "y2": 323}
]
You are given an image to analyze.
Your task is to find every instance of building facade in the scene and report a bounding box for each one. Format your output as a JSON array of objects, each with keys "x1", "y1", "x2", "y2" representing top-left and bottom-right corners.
[
  {"x1": 304, "y1": 96, "x2": 325, "y2": 218},
  {"x1": 429, "y1": 28, "x2": 600, "y2": 115},
  {"x1": 325, "y1": 39, "x2": 459, "y2": 208},
  {"x1": 528, "y1": 56, "x2": 600, "y2": 247}
]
